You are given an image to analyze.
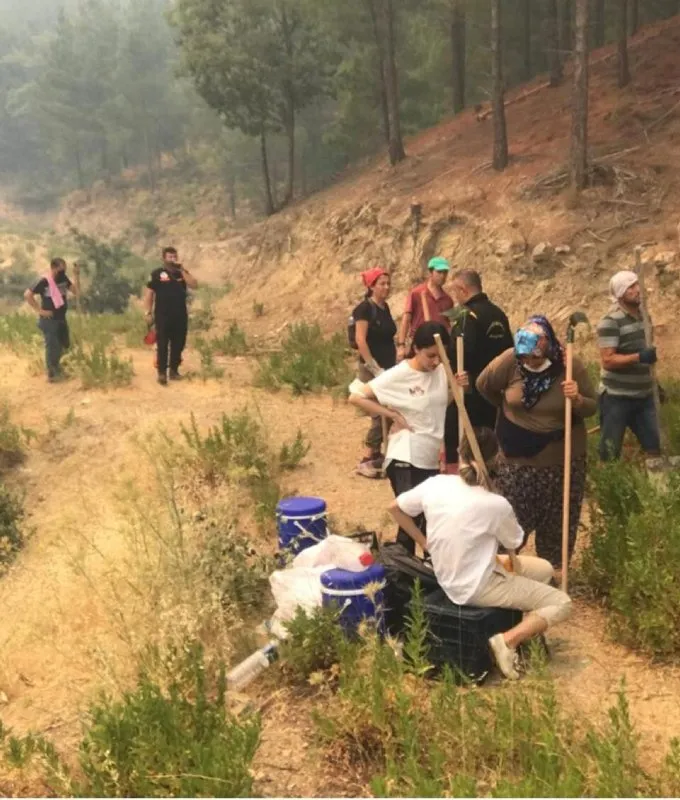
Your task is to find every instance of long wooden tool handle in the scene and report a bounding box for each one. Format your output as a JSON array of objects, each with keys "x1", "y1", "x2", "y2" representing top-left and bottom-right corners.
[
  {"x1": 421, "y1": 291, "x2": 431, "y2": 322},
  {"x1": 435, "y1": 334, "x2": 520, "y2": 572},
  {"x1": 561, "y1": 341, "x2": 574, "y2": 593},
  {"x1": 456, "y1": 337, "x2": 465, "y2": 448},
  {"x1": 635, "y1": 246, "x2": 665, "y2": 453}
]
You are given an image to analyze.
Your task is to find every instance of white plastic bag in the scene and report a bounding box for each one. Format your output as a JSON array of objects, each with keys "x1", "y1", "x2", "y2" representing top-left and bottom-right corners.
[{"x1": 292, "y1": 534, "x2": 373, "y2": 571}]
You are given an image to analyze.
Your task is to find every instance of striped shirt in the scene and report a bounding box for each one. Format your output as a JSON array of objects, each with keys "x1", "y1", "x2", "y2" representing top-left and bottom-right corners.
[{"x1": 597, "y1": 306, "x2": 652, "y2": 398}]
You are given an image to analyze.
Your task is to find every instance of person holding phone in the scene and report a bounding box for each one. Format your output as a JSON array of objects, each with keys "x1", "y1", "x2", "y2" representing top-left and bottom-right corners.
[{"x1": 143, "y1": 246, "x2": 198, "y2": 385}]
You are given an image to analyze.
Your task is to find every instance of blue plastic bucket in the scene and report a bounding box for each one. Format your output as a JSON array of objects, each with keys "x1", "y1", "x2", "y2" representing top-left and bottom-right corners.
[
  {"x1": 321, "y1": 564, "x2": 386, "y2": 635},
  {"x1": 276, "y1": 496, "x2": 327, "y2": 560}
]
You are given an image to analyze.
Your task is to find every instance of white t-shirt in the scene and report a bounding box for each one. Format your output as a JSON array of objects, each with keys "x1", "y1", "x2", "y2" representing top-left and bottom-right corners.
[
  {"x1": 396, "y1": 475, "x2": 525, "y2": 605},
  {"x1": 368, "y1": 361, "x2": 448, "y2": 470}
]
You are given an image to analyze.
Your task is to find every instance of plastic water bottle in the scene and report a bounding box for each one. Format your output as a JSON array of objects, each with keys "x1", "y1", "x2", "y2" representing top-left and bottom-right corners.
[{"x1": 226, "y1": 641, "x2": 279, "y2": 691}]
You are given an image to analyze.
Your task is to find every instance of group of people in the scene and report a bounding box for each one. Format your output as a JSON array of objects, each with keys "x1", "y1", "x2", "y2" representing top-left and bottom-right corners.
[
  {"x1": 24, "y1": 246, "x2": 197, "y2": 385},
  {"x1": 23, "y1": 246, "x2": 661, "y2": 680},
  {"x1": 349, "y1": 257, "x2": 661, "y2": 679}
]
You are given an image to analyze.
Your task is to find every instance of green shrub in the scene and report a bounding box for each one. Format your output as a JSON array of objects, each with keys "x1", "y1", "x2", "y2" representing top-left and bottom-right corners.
[
  {"x1": 581, "y1": 461, "x2": 680, "y2": 657},
  {"x1": 197, "y1": 526, "x2": 274, "y2": 614},
  {"x1": 179, "y1": 411, "x2": 309, "y2": 527},
  {"x1": 193, "y1": 336, "x2": 225, "y2": 380},
  {"x1": 279, "y1": 429, "x2": 311, "y2": 471},
  {"x1": 65, "y1": 341, "x2": 134, "y2": 389},
  {"x1": 71, "y1": 228, "x2": 134, "y2": 315},
  {"x1": 136, "y1": 218, "x2": 159, "y2": 241},
  {"x1": 255, "y1": 323, "x2": 351, "y2": 395},
  {"x1": 0, "y1": 405, "x2": 32, "y2": 472},
  {"x1": 0, "y1": 643, "x2": 260, "y2": 797},
  {"x1": 0, "y1": 313, "x2": 41, "y2": 353},
  {"x1": 212, "y1": 322, "x2": 248, "y2": 356},
  {"x1": 311, "y1": 595, "x2": 659, "y2": 797},
  {"x1": 189, "y1": 304, "x2": 214, "y2": 333},
  {"x1": 0, "y1": 484, "x2": 25, "y2": 574},
  {"x1": 279, "y1": 605, "x2": 349, "y2": 685}
]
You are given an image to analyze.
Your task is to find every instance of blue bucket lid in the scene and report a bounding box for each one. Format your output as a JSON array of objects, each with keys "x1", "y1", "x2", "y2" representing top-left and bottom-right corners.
[
  {"x1": 321, "y1": 564, "x2": 386, "y2": 590},
  {"x1": 277, "y1": 496, "x2": 326, "y2": 517}
]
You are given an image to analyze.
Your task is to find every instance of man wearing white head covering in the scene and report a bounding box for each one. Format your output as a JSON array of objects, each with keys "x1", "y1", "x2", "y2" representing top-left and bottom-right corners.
[{"x1": 596, "y1": 269, "x2": 660, "y2": 460}]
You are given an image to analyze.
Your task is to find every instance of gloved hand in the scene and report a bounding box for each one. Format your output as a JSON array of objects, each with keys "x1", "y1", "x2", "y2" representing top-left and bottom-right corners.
[{"x1": 639, "y1": 347, "x2": 657, "y2": 365}]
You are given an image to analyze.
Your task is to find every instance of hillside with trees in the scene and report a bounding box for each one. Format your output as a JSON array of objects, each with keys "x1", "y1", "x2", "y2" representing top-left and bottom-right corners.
[{"x1": 1, "y1": 0, "x2": 679, "y2": 216}]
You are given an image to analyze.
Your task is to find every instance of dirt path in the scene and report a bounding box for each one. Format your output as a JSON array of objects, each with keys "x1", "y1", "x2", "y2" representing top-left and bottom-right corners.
[{"x1": 1, "y1": 343, "x2": 680, "y2": 794}]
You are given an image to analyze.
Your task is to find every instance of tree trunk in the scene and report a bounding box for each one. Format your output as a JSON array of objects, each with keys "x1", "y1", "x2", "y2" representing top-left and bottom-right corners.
[
  {"x1": 547, "y1": 0, "x2": 564, "y2": 86},
  {"x1": 523, "y1": 0, "x2": 532, "y2": 81},
  {"x1": 366, "y1": 0, "x2": 391, "y2": 146},
  {"x1": 559, "y1": 0, "x2": 573, "y2": 59},
  {"x1": 571, "y1": 0, "x2": 589, "y2": 190},
  {"x1": 74, "y1": 142, "x2": 84, "y2": 190},
  {"x1": 629, "y1": 0, "x2": 638, "y2": 33},
  {"x1": 593, "y1": 0, "x2": 605, "y2": 47},
  {"x1": 450, "y1": 0, "x2": 466, "y2": 113},
  {"x1": 259, "y1": 127, "x2": 275, "y2": 216},
  {"x1": 491, "y1": 0, "x2": 508, "y2": 171},
  {"x1": 617, "y1": 0, "x2": 630, "y2": 86},
  {"x1": 382, "y1": 0, "x2": 406, "y2": 164},
  {"x1": 280, "y1": 4, "x2": 295, "y2": 205}
]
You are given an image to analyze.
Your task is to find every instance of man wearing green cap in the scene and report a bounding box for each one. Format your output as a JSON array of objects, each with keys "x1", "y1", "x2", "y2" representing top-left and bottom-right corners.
[{"x1": 396, "y1": 256, "x2": 454, "y2": 361}]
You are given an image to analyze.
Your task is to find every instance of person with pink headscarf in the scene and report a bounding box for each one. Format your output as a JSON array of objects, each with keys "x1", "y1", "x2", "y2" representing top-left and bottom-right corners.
[
  {"x1": 350, "y1": 267, "x2": 397, "y2": 478},
  {"x1": 597, "y1": 270, "x2": 660, "y2": 460}
]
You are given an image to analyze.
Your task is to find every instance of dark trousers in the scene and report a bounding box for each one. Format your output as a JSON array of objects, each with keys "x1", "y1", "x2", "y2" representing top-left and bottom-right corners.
[
  {"x1": 444, "y1": 390, "x2": 498, "y2": 463},
  {"x1": 38, "y1": 317, "x2": 70, "y2": 378},
  {"x1": 155, "y1": 314, "x2": 188, "y2": 374},
  {"x1": 386, "y1": 461, "x2": 439, "y2": 554},
  {"x1": 599, "y1": 391, "x2": 661, "y2": 460}
]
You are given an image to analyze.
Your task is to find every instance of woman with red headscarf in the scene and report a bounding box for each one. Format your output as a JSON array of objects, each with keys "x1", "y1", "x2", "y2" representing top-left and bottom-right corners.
[{"x1": 352, "y1": 267, "x2": 397, "y2": 478}]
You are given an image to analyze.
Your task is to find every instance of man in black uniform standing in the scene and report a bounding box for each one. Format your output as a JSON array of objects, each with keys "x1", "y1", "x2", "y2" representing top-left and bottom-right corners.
[
  {"x1": 143, "y1": 246, "x2": 198, "y2": 385},
  {"x1": 444, "y1": 269, "x2": 513, "y2": 468}
]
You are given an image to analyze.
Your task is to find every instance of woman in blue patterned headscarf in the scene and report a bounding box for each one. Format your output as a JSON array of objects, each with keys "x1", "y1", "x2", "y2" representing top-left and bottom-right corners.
[{"x1": 476, "y1": 314, "x2": 597, "y2": 574}]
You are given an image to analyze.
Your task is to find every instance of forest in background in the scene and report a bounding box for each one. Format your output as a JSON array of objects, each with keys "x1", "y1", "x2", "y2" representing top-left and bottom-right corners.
[{"x1": 1, "y1": 0, "x2": 678, "y2": 215}]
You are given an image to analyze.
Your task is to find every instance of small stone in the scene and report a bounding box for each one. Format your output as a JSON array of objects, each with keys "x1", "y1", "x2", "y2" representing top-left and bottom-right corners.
[
  {"x1": 555, "y1": 244, "x2": 571, "y2": 255},
  {"x1": 654, "y1": 251, "x2": 677, "y2": 267},
  {"x1": 532, "y1": 241, "x2": 554, "y2": 263}
]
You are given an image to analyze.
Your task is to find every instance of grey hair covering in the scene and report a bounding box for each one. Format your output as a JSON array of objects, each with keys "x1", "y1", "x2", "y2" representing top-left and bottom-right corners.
[{"x1": 609, "y1": 270, "x2": 638, "y2": 303}]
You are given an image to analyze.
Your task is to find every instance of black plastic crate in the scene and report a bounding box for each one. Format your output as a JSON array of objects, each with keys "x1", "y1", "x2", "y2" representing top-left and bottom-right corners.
[
  {"x1": 376, "y1": 543, "x2": 439, "y2": 636},
  {"x1": 423, "y1": 588, "x2": 523, "y2": 684}
]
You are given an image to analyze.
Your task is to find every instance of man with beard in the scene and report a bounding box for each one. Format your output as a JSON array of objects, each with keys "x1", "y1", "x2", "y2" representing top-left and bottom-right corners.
[
  {"x1": 24, "y1": 257, "x2": 79, "y2": 383},
  {"x1": 144, "y1": 246, "x2": 198, "y2": 385},
  {"x1": 597, "y1": 270, "x2": 660, "y2": 460}
]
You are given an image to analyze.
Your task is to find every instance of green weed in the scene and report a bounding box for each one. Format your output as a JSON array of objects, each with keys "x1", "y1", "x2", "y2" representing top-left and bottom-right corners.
[
  {"x1": 255, "y1": 323, "x2": 351, "y2": 395},
  {"x1": 279, "y1": 429, "x2": 311, "y2": 471},
  {"x1": 212, "y1": 322, "x2": 248, "y2": 357},
  {"x1": 0, "y1": 404, "x2": 33, "y2": 472},
  {"x1": 307, "y1": 594, "x2": 659, "y2": 797},
  {"x1": 0, "y1": 643, "x2": 260, "y2": 797},
  {"x1": 253, "y1": 301, "x2": 265, "y2": 318},
  {"x1": 64, "y1": 341, "x2": 134, "y2": 389},
  {"x1": 197, "y1": 524, "x2": 274, "y2": 615},
  {"x1": 279, "y1": 605, "x2": 348, "y2": 686},
  {"x1": 0, "y1": 313, "x2": 41, "y2": 353},
  {"x1": 193, "y1": 336, "x2": 225, "y2": 380},
  {"x1": 581, "y1": 461, "x2": 680, "y2": 657},
  {"x1": 0, "y1": 484, "x2": 25, "y2": 575},
  {"x1": 189, "y1": 304, "x2": 214, "y2": 333}
]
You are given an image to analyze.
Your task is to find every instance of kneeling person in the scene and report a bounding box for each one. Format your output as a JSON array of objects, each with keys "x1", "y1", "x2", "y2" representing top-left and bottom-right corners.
[{"x1": 388, "y1": 428, "x2": 571, "y2": 680}]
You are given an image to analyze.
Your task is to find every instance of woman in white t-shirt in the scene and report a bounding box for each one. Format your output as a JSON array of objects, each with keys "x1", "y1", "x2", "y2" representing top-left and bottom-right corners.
[
  {"x1": 388, "y1": 428, "x2": 572, "y2": 681},
  {"x1": 350, "y1": 322, "x2": 465, "y2": 553}
]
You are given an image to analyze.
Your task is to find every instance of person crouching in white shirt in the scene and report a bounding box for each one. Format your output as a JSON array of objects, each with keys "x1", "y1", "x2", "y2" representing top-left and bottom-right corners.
[
  {"x1": 387, "y1": 427, "x2": 572, "y2": 680},
  {"x1": 350, "y1": 322, "x2": 467, "y2": 555}
]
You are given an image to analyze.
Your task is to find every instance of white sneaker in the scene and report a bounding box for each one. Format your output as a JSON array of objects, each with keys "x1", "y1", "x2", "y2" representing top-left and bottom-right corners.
[{"x1": 489, "y1": 633, "x2": 521, "y2": 680}]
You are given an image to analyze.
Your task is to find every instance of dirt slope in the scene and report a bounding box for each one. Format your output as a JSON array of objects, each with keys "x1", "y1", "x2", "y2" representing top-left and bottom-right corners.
[
  {"x1": 1, "y1": 345, "x2": 680, "y2": 795},
  {"x1": 57, "y1": 16, "x2": 680, "y2": 347}
]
